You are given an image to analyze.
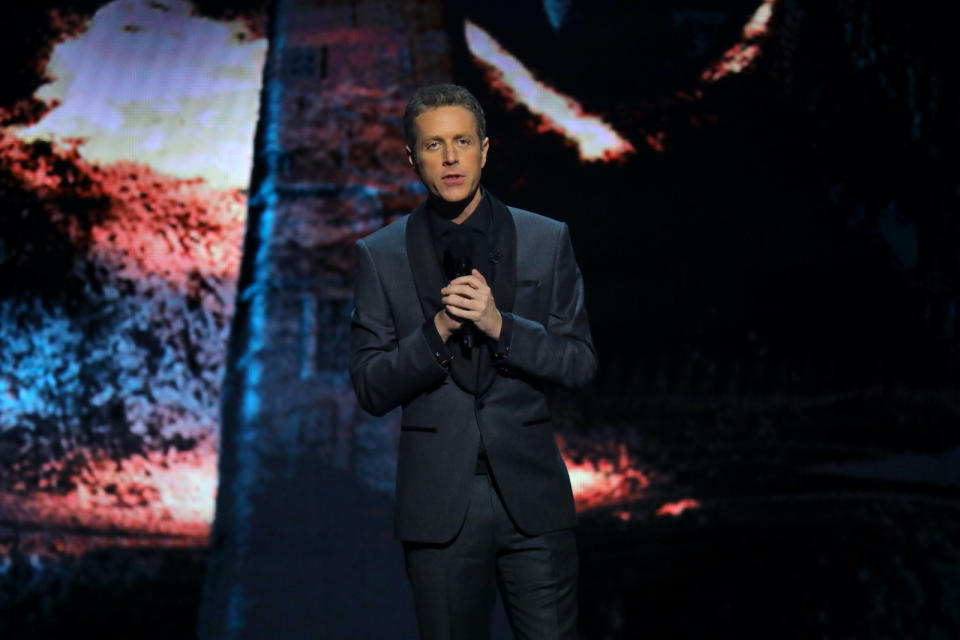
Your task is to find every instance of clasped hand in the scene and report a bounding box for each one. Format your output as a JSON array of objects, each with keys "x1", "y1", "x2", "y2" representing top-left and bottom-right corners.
[{"x1": 434, "y1": 268, "x2": 502, "y2": 342}]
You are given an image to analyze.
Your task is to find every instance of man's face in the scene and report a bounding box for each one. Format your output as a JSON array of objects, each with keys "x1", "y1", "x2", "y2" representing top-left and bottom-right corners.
[{"x1": 407, "y1": 105, "x2": 489, "y2": 205}]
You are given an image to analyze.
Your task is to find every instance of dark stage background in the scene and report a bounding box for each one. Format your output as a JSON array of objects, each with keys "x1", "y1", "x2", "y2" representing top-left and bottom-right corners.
[{"x1": 1, "y1": 1, "x2": 958, "y2": 638}]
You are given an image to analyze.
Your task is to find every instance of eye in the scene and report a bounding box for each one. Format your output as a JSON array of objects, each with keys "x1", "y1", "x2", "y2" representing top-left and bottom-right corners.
[
  {"x1": 457, "y1": 138, "x2": 471, "y2": 146},
  {"x1": 426, "y1": 141, "x2": 440, "y2": 150}
]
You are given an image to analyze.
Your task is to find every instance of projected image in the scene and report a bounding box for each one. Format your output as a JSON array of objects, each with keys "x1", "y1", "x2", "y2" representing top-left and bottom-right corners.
[
  {"x1": 0, "y1": 0, "x2": 266, "y2": 550},
  {"x1": 464, "y1": 0, "x2": 775, "y2": 159},
  {"x1": 2, "y1": 0, "x2": 957, "y2": 638},
  {"x1": 0, "y1": 1, "x2": 784, "y2": 564},
  {"x1": 459, "y1": 0, "x2": 783, "y2": 520},
  {"x1": 443, "y1": 0, "x2": 787, "y2": 522}
]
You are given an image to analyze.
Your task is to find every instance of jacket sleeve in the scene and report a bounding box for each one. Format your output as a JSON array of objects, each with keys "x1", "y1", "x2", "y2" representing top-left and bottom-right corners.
[
  {"x1": 498, "y1": 222, "x2": 598, "y2": 388},
  {"x1": 349, "y1": 238, "x2": 448, "y2": 416}
]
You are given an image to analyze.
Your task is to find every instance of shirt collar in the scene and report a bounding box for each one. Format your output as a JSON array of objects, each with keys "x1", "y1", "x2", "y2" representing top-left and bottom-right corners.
[{"x1": 426, "y1": 188, "x2": 492, "y2": 240}]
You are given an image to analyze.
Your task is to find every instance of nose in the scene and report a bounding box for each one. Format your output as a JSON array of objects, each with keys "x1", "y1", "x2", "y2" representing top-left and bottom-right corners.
[{"x1": 442, "y1": 145, "x2": 458, "y2": 165}]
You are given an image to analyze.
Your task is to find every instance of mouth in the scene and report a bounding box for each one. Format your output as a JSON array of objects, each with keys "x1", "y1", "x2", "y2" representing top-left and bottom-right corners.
[{"x1": 441, "y1": 174, "x2": 465, "y2": 184}]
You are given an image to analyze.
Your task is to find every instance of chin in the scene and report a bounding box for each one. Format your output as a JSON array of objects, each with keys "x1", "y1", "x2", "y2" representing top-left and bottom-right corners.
[{"x1": 438, "y1": 188, "x2": 469, "y2": 202}]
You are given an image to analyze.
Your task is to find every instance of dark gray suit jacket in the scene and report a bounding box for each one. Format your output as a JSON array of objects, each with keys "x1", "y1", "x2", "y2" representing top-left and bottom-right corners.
[{"x1": 350, "y1": 193, "x2": 597, "y2": 543}]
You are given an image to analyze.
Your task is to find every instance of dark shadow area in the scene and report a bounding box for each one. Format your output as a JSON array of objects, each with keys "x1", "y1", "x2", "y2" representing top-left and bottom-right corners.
[
  {"x1": 201, "y1": 462, "x2": 416, "y2": 639},
  {"x1": 578, "y1": 493, "x2": 960, "y2": 639},
  {"x1": 0, "y1": 542, "x2": 207, "y2": 639}
]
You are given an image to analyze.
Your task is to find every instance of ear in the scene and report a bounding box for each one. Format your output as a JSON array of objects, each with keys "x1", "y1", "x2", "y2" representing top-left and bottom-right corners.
[
  {"x1": 480, "y1": 137, "x2": 489, "y2": 168},
  {"x1": 406, "y1": 145, "x2": 417, "y2": 171}
]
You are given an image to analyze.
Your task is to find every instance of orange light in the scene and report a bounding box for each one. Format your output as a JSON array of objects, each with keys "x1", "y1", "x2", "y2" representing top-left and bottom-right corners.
[
  {"x1": 465, "y1": 20, "x2": 634, "y2": 162},
  {"x1": 743, "y1": 0, "x2": 774, "y2": 39},
  {"x1": 656, "y1": 498, "x2": 700, "y2": 517},
  {"x1": 559, "y1": 437, "x2": 651, "y2": 511},
  {"x1": 701, "y1": 0, "x2": 775, "y2": 83}
]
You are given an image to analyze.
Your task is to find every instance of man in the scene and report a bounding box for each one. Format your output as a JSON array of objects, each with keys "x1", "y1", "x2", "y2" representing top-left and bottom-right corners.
[{"x1": 349, "y1": 84, "x2": 596, "y2": 640}]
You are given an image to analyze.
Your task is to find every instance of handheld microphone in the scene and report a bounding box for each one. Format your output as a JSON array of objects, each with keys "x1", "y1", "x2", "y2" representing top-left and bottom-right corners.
[{"x1": 443, "y1": 230, "x2": 475, "y2": 349}]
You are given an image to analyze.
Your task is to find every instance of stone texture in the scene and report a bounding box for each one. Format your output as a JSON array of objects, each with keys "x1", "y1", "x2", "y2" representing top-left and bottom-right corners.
[{"x1": 200, "y1": 1, "x2": 451, "y2": 637}]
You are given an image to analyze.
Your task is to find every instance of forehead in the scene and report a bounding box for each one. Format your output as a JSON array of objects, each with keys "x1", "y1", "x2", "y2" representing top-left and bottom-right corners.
[{"x1": 413, "y1": 105, "x2": 479, "y2": 141}]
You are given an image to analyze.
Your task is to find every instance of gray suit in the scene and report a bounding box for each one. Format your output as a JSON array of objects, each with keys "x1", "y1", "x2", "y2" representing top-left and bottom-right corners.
[{"x1": 350, "y1": 193, "x2": 597, "y2": 544}]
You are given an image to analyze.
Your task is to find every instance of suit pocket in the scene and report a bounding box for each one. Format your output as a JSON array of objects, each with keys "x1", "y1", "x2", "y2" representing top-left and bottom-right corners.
[
  {"x1": 517, "y1": 279, "x2": 541, "y2": 288},
  {"x1": 400, "y1": 425, "x2": 437, "y2": 433}
]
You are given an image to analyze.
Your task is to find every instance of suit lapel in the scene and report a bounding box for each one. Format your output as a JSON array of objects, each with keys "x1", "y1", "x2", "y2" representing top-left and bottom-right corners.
[
  {"x1": 405, "y1": 192, "x2": 518, "y2": 397},
  {"x1": 477, "y1": 193, "x2": 517, "y2": 396},
  {"x1": 406, "y1": 194, "x2": 517, "y2": 322},
  {"x1": 488, "y1": 194, "x2": 517, "y2": 316},
  {"x1": 406, "y1": 202, "x2": 446, "y2": 323},
  {"x1": 407, "y1": 202, "x2": 478, "y2": 393}
]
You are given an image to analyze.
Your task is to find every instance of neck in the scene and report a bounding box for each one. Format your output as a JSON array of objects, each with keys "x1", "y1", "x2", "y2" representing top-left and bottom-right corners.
[{"x1": 427, "y1": 187, "x2": 482, "y2": 224}]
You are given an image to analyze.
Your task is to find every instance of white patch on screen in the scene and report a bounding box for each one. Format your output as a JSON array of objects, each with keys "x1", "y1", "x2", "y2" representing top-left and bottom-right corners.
[
  {"x1": 13, "y1": 0, "x2": 267, "y2": 190},
  {"x1": 465, "y1": 20, "x2": 633, "y2": 162}
]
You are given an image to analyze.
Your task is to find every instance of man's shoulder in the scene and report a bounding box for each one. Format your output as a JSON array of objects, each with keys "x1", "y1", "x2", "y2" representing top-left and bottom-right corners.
[
  {"x1": 505, "y1": 205, "x2": 566, "y2": 236},
  {"x1": 357, "y1": 214, "x2": 409, "y2": 253}
]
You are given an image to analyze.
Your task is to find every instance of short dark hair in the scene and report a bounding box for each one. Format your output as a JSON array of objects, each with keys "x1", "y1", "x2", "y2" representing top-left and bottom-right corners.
[{"x1": 403, "y1": 84, "x2": 487, "y2": 152}]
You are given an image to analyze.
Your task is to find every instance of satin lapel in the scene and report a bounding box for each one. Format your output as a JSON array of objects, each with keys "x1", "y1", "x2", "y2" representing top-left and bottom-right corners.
[
  {"x1": 489, "y1": 195, "x2": 517, "y2": 315},
  {"x1": 405, "y1": 203, "x2": 446, "y2": 323},
  {"x1": 476, "y1": 194, "x2": 517, "y2": 396},
  {"x1": 407, "y1": 201, "x2": 476, "y2": 394}
]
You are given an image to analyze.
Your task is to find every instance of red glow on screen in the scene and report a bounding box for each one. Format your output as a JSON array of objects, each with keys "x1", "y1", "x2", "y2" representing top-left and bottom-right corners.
[
  {"x1": 559, "y1": 437, "x2": 651, "y2": 511},
  {"x1": 644, "y1": 131, "x2": 666, "y2": 154},
  {"x1": 1, "y1": 446, "x2": 215, "y2": 544},
  {"x1": 701, "y1": 44, "x2": 762, "y2": 83},
  {"x1": 88, "y1": 161, "x2": 245, "y2": 287},
  {"x1": 701, "y1": 0, "x2": 775, "y2": 82},
  {"x1": 0, "y1": 133, "x2": 244, "y2": 289},
  {"x1": 0, "y1": 1, "x2": 262, "y2": 556},
  {"x1": 656, "y1": 498, "x2": 700, "y2": 517},
  {"x1": 465, "y1": 20, "x2": 634, "y2": 163},
  {"x1": 0, "y1": 132, "x2": 234, "y2": 547},
  {"x1": 743, "y1": 0, "x2": 774, "y2": 39}
]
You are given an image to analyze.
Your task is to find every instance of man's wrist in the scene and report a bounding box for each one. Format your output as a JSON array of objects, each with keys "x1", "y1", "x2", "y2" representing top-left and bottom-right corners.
[
  {"x1": 423, "y1": 317, "x2": 453, "y2": 368},
  {"x1": 492, "y1": 312, "x2": 513, "y2": 361},
  {"x1": 485, "y1": 310, "x2": 502, "y2": 341},
  {"x1": 434, "y1": 309, "x2": 458, "y2": 343}
]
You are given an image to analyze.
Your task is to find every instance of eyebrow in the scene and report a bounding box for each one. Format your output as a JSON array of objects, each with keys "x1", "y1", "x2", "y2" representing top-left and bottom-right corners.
[{"x1": 424, "y1": 133, "x2": 475, "y2": 142}]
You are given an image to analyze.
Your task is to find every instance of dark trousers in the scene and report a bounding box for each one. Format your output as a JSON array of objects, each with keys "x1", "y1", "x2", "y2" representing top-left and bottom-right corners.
[{"x1": 403, "y1": 474, "x2": 579, "y2": 640}]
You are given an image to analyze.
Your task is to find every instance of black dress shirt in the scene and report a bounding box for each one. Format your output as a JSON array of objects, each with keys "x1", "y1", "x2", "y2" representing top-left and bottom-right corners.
[{"x1": 419, "y1": 191, "x2": 514, "y2": 383}]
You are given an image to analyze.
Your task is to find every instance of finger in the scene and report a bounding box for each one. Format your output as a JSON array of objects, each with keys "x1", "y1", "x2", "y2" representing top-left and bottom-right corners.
[
  {"x1": 445, "y1": 305, "x2": 478, "y2": 320},
  {"x1": 443, "y1": 302, "x2": 482, "y2": 323},
  {"x1": 471, "y1": 268, "x2": 488, "y2": 285},
  {"x1": 442, "y1": 284, "x2": 485, "y2": 298},
  {"x1": 442, "y1": 295, "x2": 482, "y2": 311},
  {"x1": 448, "y1": 275, "x2": 481, "y2": 289},
  {"x1": 447, "y1": 290, "x2": 488, "y2": 307},
  {"x1": 443, "y1": 307, "x2": 466, "y2": 322}
]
